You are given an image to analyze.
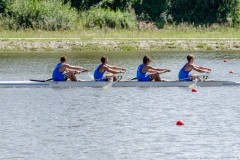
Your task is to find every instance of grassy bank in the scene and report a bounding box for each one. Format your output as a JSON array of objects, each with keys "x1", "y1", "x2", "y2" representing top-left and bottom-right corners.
[
  {"x1": 0, "y1": 27, "x2": 240, "y2": 52},
  {"x1": 1, "y1": 26, "x2": 240, "y2": 39}
]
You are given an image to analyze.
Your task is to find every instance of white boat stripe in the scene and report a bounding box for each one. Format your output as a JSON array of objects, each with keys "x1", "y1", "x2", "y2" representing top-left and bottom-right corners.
[{"x1": 0, "y1": 81, "x2": 239, "y2": 87}]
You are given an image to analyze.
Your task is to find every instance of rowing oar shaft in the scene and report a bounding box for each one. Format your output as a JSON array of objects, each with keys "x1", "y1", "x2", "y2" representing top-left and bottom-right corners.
[
  {"x1": 112, "y1": 72, "x2": 126, "y2": 87},
  {"x1": 130, "y1": 77, "x2": 137, "y2": 81},
  {"x1": 30, "y1": 79, "x2": 46, "y2": 82},
  {"x1": 45, "y1": 78, "x2": 53, "y2": 81},
  {"x1": 30, "y1": 78, "x2": 53, "y2": 82}
]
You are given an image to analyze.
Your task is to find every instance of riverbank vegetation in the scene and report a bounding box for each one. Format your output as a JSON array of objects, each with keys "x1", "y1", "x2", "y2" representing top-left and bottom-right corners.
[
  {"x1": 0, "y1": 0, "x2": 240, "y2": 31},
  {"x1": 0, "y1": 0, "x2": 240, "y2": 52}
]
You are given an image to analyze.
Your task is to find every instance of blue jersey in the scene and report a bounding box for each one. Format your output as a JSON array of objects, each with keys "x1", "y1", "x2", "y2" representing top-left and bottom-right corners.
[
  {"x1": 52, "y1": 63, "x2": 67, "y2": 81},
  {"x1": 94, "y1": 64, "x2": 107, "y2": 81},
  {"x1": 178, "y1": 64, "x2": 192, "y2": 81},
  {"x1": 137, "y1": 64, "x2": 151, "y2": 81}
]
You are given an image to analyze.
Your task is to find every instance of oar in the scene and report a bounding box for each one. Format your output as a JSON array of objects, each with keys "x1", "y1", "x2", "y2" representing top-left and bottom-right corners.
[
  {"x1": 198, "y1": 72, "x2": 211, "y2": 86},
  {"x1": 112, "y1": 72, "x2": 126, "y2": 87},
  {"x1": 130, "y1": 69, "x2": 170, "y2": 81},
  {"x1": 30, "y1": 78, "x2": 53, "y2": 82}
]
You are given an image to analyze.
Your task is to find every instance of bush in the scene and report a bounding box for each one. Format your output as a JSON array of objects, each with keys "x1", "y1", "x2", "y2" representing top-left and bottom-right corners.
[
  {"x1": 65, "y1": 0, "x2": 169, "y2": 27},
  {"x1": 83, "y1": 8, "x2": 137, "y2": 29},
  {"x1": 4, "y1": 0, "x2": 79, "y2": 30}
]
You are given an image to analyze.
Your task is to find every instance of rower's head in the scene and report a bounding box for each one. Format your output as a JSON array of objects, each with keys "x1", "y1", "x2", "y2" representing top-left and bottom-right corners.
[
  {"x1": 187, "y1": 54, "x2": 194, "y2": 63},
  {"x1": 101, "y1": 56, "x2": 108, "y2": 64},
  {"x1": 60, "y1": 56, "x2": 67, "y2": 63},
  {"x1": 143, "y1": 55, "x2": 152, "y2": 65}
]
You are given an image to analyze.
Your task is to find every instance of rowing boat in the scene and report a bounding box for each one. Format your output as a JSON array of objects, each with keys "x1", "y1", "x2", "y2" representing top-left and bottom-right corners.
[{"x1": 0, "y1": 80, "x2": 240, "y2": 88}]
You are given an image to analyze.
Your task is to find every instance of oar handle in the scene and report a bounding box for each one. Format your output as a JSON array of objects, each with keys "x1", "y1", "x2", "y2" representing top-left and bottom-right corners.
[
  {"x1": 119, "y1": 70, "x2": 126, "y2": 74},
  {"x1": 78, "y1": 68, "x2": 89, "y2": 73},
  {"x1": 74, "y1": 69, "x2": 89, "y2": 74},
  {"x1": 158, "y1": 70, "x2": 171, "y2": 74},
  {"x1": 82, "y1": 69, "x2": 89, "y2": 72}
]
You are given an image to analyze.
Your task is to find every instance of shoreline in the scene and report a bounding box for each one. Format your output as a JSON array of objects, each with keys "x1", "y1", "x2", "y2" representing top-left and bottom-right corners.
[{"x1": 0, "y1": 39, "x2": 240, "y2": 52}]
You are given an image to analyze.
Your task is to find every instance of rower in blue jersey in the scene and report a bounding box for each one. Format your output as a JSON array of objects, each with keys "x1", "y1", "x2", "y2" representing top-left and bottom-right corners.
[
  {"x1": 94, "y1": 56, "x2": 126, "y2": 81},
  {"x1": 52, "y1": 56, "x2": 88, "y2": 81},
  {"x1": 178, "y1": 54, "x2": 211, "y2": 81},
  {"x1": 137, "y1": 55, "x2": 170, "y2": 81}
]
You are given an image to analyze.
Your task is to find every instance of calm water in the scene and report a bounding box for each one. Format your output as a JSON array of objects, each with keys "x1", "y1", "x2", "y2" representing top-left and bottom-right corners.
[{"x1": 1, "y1": 51, "x2": 240, "y2": 159}]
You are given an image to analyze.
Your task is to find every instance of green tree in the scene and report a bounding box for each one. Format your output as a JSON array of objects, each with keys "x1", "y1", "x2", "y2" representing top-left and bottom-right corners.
[
  {"x1": 97, "y1": 0, "x2": 168, "y2": 21},
  {"x1": 134, "y1": 0, "x2": 168, "y2": 21},
  {"x1": 168, "y1": 0, "x2": 239, "y2": 25},
  {"x1": 103, "y1": 0, "x2": 136, "y2": 11},
  {"x1": 64, "y1": 0, "x2": 102, "y2": 10},
  {"x1": 64, "y1": 0, "x2": 168, "y2": 22},
  {"x1": 228, "y1": 0, "x2": 240, "y2": 26},
  {"x1": 0, "y1": 0, "x2": 6, "y2": 13}
]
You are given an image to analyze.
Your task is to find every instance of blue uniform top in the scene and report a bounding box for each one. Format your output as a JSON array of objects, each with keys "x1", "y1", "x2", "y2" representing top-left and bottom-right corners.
[
  {"x1": 52, "y1": 63, "x2": 67, "y2": 81},
  {"x1": 137, "y1": 64, "x2": 151, "y2": 81},
  {"x1": 178, "y1": 64, "x2": 192, "y2": 81},
  {"x1": 94, "y1": 64, "x2": 106, "y2": 80}
]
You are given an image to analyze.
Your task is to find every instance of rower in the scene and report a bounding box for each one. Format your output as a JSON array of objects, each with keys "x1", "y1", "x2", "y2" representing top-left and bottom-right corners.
[
  {"x1": 94, "y1": 56, "x2": 126, "y2": 81},
  {"x1": 52, "y1": 56, "x2": 88, "y2": 81},
  {"x1": 178, "y1": 54, "x2": 211, "y2": 81},
  {"x1": 137, "y1": 55, "x2": 170, "y2": 81}
]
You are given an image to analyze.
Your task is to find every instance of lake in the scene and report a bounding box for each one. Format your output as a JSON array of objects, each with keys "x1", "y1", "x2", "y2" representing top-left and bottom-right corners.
[{"x1": 1, "y1": 51, "x2": 240, "y2": 159}]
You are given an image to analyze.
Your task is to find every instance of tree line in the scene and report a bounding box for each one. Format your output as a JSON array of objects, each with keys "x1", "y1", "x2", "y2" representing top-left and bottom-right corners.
[{"x1": 63, "y1": 0, "x2": 239, "y2": 25}]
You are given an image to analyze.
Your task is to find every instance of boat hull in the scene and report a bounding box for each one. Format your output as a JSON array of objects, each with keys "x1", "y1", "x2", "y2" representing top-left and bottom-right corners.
[{"x1": 0, "y1": 80, "x2": 240, "y2": 88}]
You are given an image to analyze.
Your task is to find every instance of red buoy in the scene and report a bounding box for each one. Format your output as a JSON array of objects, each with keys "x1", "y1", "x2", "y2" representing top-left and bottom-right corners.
[
  {"x1": 192, "y1": 88, "x2": 198, "y2": 92},
  {"x1": 229, "y1": 70, "x2": 234, "y2": 73},
  {"x1": 224, "y1": 59, "x2": 228, "y2": 62},
  {"x1": 176, "y1": 120, "x2": 184, "y2": 126}
]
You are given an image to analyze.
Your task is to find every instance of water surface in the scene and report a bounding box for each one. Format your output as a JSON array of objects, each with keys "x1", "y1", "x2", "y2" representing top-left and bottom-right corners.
[{"x1": 0, "y1": 51, "x2": 240, "y2": 159}]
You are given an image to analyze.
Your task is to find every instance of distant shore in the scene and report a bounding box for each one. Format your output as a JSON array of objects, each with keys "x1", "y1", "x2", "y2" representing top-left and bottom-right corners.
[{"x1": 0, "y1": 39, "x2": 240, "y2": 52}]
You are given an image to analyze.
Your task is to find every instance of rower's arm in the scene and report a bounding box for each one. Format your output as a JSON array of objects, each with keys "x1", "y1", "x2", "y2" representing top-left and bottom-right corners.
[
  {"x1": 197, "y1": 66, "x2": 211, "y2": 71},
  {"x1": 108, "y1": 65, "x2": 126, "y2": 71},
  {"x1": 192, "y1": 65, "x2": 209, "y2": 73},
  {"x1": 148, "y1": 69, "x2": 170, "y2": 74},
  {"x1": 66, "y1": 64, "x2": 88, "y2": 72},
  {"x1": 65, "y1": 64, "x2": 80, "y2": 70},
  {"x1": 148, "y1": 70, "x2": 158, "y2": 74},
  {"x1": 103, "y1": 66, "x2": 122, "y2": 74},
  {"x1": 147, "y1": 66, "x2": 170, "y2": 72}
]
